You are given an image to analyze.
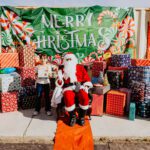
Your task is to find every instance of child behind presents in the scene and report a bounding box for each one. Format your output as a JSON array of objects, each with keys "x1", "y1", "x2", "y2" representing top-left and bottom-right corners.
[{"x1": 33, "y1": 54, "x2": 52, "y2": 116}]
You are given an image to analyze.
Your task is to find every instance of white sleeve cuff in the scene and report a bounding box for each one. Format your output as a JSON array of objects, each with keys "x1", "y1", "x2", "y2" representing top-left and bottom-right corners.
[{"x1": 83, "y1": 81, "x2": 93, "y2": 88}]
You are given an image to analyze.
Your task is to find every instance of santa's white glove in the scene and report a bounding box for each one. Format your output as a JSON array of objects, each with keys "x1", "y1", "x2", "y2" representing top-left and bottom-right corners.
[{"x1": 81, "y1": 82, "x2": 93, "y2": 93}]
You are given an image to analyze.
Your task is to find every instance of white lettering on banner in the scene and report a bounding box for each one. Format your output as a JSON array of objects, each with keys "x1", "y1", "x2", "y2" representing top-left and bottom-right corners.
[
  {"x1": 88, "y1": 33, "x2": 96, "y2": 46},
  {"x1": 75, "y1": 34, "x2": 87, "y2": 47},
  {"x1": 41, "y1": 13, "x2": 93, "y2": 28}
]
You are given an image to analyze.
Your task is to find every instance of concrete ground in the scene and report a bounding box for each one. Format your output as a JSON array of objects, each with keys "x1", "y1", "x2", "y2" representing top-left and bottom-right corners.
[{"x1": 0, "y1": 108, "x2": 150, "y2": 149}]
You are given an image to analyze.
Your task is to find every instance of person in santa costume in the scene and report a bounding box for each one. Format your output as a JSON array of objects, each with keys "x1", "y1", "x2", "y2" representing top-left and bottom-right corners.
[{"x1": 52, "y1": 52, "x2": 93, "y2": 126}]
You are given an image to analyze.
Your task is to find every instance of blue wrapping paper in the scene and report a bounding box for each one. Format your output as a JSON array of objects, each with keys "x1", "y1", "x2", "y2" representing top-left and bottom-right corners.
[{"x1": 111, "y1": 54, "x2": 131, "y2": 67}]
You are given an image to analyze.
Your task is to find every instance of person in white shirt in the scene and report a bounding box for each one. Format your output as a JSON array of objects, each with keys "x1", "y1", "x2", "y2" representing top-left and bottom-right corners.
[{"x1": 33, "y1": 54, "x2": 52, "y2": 116}]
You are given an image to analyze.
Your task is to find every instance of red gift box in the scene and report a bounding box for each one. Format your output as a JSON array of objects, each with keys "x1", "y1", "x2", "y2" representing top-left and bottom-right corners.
[
  {"x1": 0, "y1": 53, "x2": 19, "y2": 68},
  {"x1": 91, "y1": 94, "x2": 103, "y2": 116},
  {"x1": 92, "y1": 61, "x2": 107, "y2": 77},
  {"x1": 0, "y1": 91, "x2": 18, "y2": 112},
  {"x1": 18, "y1": 67, "x2": 36, "y2": 87},
  {"x1": 17, "y1": 45, "x2": 35, "y2": 67},
  {"x1": 106, "y1": 90, "x2": 126, "y2": 116},
  {"x1": 131, "y1": 59, "x2": 150, "y2": 66}
]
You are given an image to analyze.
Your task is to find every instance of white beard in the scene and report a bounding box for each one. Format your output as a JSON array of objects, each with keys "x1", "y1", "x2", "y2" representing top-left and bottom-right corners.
[{"x1": 63, "y1": 60, "x2": 77, "y2": 83}]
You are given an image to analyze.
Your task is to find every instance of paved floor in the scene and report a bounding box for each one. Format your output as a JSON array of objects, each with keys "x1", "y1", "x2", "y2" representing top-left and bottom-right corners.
[{"x1": 0, "y1": 108, "x2": 150, "y2": 140}]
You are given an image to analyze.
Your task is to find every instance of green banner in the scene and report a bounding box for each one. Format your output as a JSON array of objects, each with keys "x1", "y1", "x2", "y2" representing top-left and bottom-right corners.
[{"x1": 0, "y1": 6, "x2": 136, "y2": 63}]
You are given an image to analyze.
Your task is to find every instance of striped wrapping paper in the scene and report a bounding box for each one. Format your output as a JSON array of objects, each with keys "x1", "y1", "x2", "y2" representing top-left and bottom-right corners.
[
  {"x1": 17, "y1": 45, "x2": 35, "y2": 67},
  {"x1": 131, "y1": 59, "x2": 150, "y2": 66},
  {"x1": 0, "y1": 91, "x2": 18, "y2": 112},
  {"x1": 0, "y1": 53, "x2": 19, "y2": 68},
  {"x1": 111, "y1": 54, "x2": 131, "y2": 67}
]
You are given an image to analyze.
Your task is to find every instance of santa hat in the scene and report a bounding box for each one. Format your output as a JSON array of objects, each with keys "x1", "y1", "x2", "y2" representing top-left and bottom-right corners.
[{"x1": 63, "y1": 52, "x2": 78, "y2": 64}]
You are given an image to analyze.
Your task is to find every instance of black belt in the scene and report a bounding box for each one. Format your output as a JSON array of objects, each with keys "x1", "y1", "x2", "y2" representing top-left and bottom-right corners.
[{"x1": 63, "y1": 82, "x2": 84, "y2": 88}]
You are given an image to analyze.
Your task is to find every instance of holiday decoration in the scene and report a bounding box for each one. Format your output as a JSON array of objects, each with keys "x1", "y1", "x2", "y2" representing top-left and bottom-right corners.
[
  {"x1": 0, "y1": 53, "x2": 19, "y2": 68},
  {"x1": 111, "y1": 54, "x2": 131, "y2": 67},
  {"x1": 0, "y1": 91, "x2": 18, "y2": 112},
  {"x1": 106, "y1": 90, "x2": 126, "y2": 116},
  {"x1": 91, "y1": 94, "x2": 104, "y2": 116},
  {"x1": 0, "y1": 72, "x2": 21, "y2": 92},
  {"x1": 17, "y1": 67, "x2": 36, "y2": 86},
  {"x1": 131, "y1": 59, "x2": 150, "y2": 66}
]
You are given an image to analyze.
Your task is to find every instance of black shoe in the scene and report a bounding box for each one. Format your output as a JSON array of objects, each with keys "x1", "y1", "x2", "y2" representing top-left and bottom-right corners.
[
  {"x1": 78, "y1": 117, "x2": 85, "y2": 126},
  {"x1": 69, "y1": 114, "x2": 76, "y2": 126},
  {"x1": 78, "y1": 108, "x2": 87, "y2": 126},
  {"x1": 68, "y1": 110, "x2": 76, "y2": 127}
]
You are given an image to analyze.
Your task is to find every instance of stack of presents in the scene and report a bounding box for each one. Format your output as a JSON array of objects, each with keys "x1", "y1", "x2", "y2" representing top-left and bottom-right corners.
[
  {"x1": 0, "y1": 45, "x2": 36, "y2": 112},
  {"x1": 89, "y1": 54, "x2": 150, "y2": 120},
  {"x1": 0, "y1": 47, "x2": 149, "y2": 121}
]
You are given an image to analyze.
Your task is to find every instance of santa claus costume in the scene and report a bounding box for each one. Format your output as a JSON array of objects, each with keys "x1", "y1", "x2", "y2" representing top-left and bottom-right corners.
[{"x1": 52, "y1": 53, "x2": 93, "y2": 126}]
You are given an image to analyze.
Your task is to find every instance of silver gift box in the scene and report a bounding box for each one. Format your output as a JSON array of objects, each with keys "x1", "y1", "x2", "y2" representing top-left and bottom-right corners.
[
  {"x1": 92, "y1": 84, "x2": 110, "y2": 95},
  {"x1": 0, "y1": 72, "x2": 21, "y2": 92}
]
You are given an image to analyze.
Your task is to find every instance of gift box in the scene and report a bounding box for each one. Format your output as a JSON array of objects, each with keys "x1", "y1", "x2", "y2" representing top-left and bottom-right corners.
[
  {"x1": 136, "y1": 100, "x2": 150, "y2": 118},
  {"x1": 106, "y1": 90, "x2": 126, "y2": 116},
  {"x1": 111, "y1": 54, "x2": 131, "y2": 67},
  {"x1": 0, "y1": 91, "x2": 18, "y2": 112},
  {"x1": 91, "y1": 94, "x2": 104, "y2": 116},
  {"x1": 119, "y1": 88, "x2": 131, "y2": 113},
  {"x1": 92, "y1": 61, "x2": 106, "y2": 77},
  {"x1": 0, "y1": 72, "x2": 21, "y2": 92},
  {"x1": 19, "y1": 95, "x2": 37, "y2": 110},
  {"x1": 17, "y1": 67, "x2": 36, "y2": 87},
  {"x1": 0, "y1": 53, "x2": 19, "y2": 68},
  {"x1": 128, "y1": 66, "x2": 150, "y2": 83},
  {"x1": 19, "y1": 86, "x2": 36, "y2": 97},
  {"x1": 107, "y1": 70, "x2": 122, "y2": 89},
  {"x1": 17, "y1": 45, "x2": 35, "y2": 67},
  {"x1": 129, "y1": 81, "x2": 145, "y2": 102},
  {"x1": 145, "y1": 83, "x2": 150, "y2": 100},
  {"x1": 131, "y1": 59, "x2": 150, "y2": 66},
  {"x1": 92, "y1": 84, "x2": 110, "y2": 95},
  {"x1": 108, "y1": 66, "x2": 128, "y2": 87}
]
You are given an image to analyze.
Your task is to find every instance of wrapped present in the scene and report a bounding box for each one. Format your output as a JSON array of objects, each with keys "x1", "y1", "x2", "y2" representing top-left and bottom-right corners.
[
  {"x1": 92, "y1": 84, "x2": 110, "y2": 95},
  {"x1": 111, "y1": 54, "x2": 131, "y2": 67},
  {"x1": 107, "y1": 70, "x2": 122, "y2": 89},
  {"x1": 19, "y1": 86, "x2": 36, "y2": 97},
  {"x1": 17, "y1": 67, "x2": 36, "y2": 87},
  {"x1": 108, "y1": 66, "x2": 128, "y2": 87},
  {"x1": 129, "y1": 103, "x2": 136, "y2": 121},
  {"x1": 131, "y1": 59, "x2": 150, "y2": 66},
  {"x1": 106, "y1": 90, "x2": 126, "y2": 116},
  {"x1": 145, "y1": 83, "x2": 150, "y2": 100},
  {"x1": 128, "y1": 66, "x2": 150, "y2": 83},
  {"x1": 119, "y1": 88, "x2": 131, "y2": 113},
  {"x1": 136, "y1": 100, "x2": 150, "y2": 118},
  {"x1": 91, "y1": 94, "x2": 103, "y2": 116},
  {"x1": 19, "y1": 95, "x2": 37, "y2": 110},
  {"x1": 17, "y1": 45, "x2": 35, "y2": 67},
  {"x1": 0, "y1": 53, "x2": 19, "y2": 68},
  {"x1": 92, "y1": 61, "x2": 106, "y2": 77},
  {"x1": 0, "y1": 91, "x2": 18, "y2": 112},
  {"x1": 129, "y1": 81, "x2": 145, "y2": 102},
  {"x1": 0, "y1": 72, "x2": 21, "y2": 92}
]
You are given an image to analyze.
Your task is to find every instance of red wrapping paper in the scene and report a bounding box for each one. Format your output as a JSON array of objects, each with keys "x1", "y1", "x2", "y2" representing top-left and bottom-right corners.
[
  {"x1": 91, "y1": 94, "x2": 103, "y2": 116},
  {"x1": 92, "y1": 61, "x2": 107, "y2": 77},
  {"x1": 18, "y1": 67, "x2": 36, "y2": 87},
  {"x1": 18, "y1": 45, "x2": 35, "y2": 67},
  {"x1": 106, "y1": 90, "x2": 126, "y2": 116},
  {"x1": 0, "y1": 91, "x2": 18, "y2": 112}
]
